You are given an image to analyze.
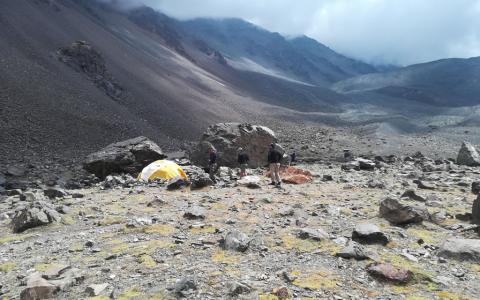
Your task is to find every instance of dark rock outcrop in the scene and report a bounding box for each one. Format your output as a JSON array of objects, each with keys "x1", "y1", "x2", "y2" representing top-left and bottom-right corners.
[
  {"x1": 352, "y1": 223, "x2": 389, "y2": 245},
  {"x1": 472, "y1": 195, "x2": 480, "y2": 225},
  {"x1": 83, "y1": 136, "x2": 166, "y2": 179},
  {"x1": 190, "y1": 123, "x2": 276, "y2": 168}
]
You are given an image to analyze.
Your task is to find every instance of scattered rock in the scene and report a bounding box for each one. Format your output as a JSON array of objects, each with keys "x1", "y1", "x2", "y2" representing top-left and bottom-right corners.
[
  {"x1": 401, "y1": 189, "x2": 426, "y2": 202},
  {"x1": 183, "y1": 206, "x2": 206, "y2": 220},
  {"x1": 11, "y1": 201, "x2": 62, "y2": 233},
  {"x1": 352, "y1": 223, "x2": 389, "y2": 245},
  {"x1": 336, "y1": 241, "x2": 371, "y2": 260},
  {"x1": 379, "y1": 198, "x2": 429, "y2": 225},
  {"x1": 439, "y1": 238, "x2": 480, "y2": 262},
  {"x1": 237, "y1": 176, "x2": 261, "y2": 189},
  {"x1": 174, "y1": 277, "x2": 197, "y2": 297},
  {"x1": 272, "y1": 286, "x2": 289, "y2": 299},
  {"x1": 227, "y1": 281, "x2": 252, "y2": 296},
  {"x1": 221, "y1": 230, "x2": 250, "y2": 252},
  {"x1": 184, "y1": 166, "x2": 213, "y2": 190},
  {"x1": 20, "y1": 273, "x2": 58, "y2": 300},
  {"x1": 297, "y1": 228, "x2": 329, "y2": 241},
  {"x1": 457, "y1": 141, "x2": 480, "y2": 166},
  {"x1": 415, "y1": 180, "x2": 435, "y2": 190},
  {"x1": 83, "y1": 136, "x2": 166, "y2": 179},
  {"x1": 472, "y1": 182, "x2": 480, "y2": 195},
  {"x1": 43, "y1": 187, "x2": 69, "y2": 199},
  {"x1": 85, "y1": 283, "x2": 109, "y2": 297},
  {"x1": 6, "y1": 166, "x2": 26, "y2": 177},
  {"x1": 367, "y1": 263, "x2": 413, "y2": 284},
  {"x1": 190, "y1": 123, "x2": 276, "y2": 168},
  {"x1": 166, "y1": 177, "x2": 188, "y2": 190}
]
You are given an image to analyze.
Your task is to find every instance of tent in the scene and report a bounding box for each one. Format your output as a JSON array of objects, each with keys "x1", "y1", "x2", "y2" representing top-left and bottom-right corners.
[{"x1": 138, "y1": 160, "x2": 187, "y2": 182}]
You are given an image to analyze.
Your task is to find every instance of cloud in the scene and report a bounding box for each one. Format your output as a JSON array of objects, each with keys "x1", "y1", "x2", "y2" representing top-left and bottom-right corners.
[{"x1": 103, "y1": 0, "x2": 480, "y2": 66}]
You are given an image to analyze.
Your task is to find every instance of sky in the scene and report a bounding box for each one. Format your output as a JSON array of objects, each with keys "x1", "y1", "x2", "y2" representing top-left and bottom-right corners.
[{"x1": 108, "y1": 0, "x2": 480, "y2": 66}]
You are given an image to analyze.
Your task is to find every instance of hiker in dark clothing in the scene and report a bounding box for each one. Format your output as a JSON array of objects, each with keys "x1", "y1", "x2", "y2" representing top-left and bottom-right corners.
[
  {"x1": 268, "y1": 143, "x2": 282, "y2": 186},
  {"x1": 237, "y1": 147, "x2": 249, "y2": 177},
  {"x1": 208, "y1": 148, "x2": 218, "y2": 182},
  {"x1": 290, "y1": 151, "x2": 296, "y2": 165}
]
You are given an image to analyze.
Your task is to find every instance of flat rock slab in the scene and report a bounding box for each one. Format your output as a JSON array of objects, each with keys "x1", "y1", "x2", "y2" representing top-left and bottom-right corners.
[
  {"x1": 183, "y1": 206, "x2": 206, "y2": 220},
  {"x1": 336, "y1": 241, "x2": 371, "y2": 260},
  {"x1": 439, "y1": 238, "x2": 480, "y2": 262},
  {"x1": 367, "y1": 263, "x2": 413, "y2": 284}
]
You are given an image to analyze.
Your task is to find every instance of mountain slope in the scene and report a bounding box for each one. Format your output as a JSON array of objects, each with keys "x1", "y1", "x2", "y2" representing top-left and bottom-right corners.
[
  {"x1": 333, "y1": 57, "x2": 480, "y2": 107},
  {"x1": 180, "y1": 18, "x2": 377, "y2": 86}
]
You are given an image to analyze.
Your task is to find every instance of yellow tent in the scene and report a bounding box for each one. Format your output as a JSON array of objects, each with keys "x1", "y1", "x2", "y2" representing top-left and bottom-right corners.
[{"x1": 138, "y1": 160, "x2": 188, "y2": 182}]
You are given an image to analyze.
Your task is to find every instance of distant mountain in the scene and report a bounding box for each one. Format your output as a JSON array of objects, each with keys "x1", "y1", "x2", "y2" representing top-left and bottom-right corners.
[
  {"x1": 333, "y1": 57, "x2": 480, "y2": 107},
  {"x1": 179, "y1": 18, "x2": 377, "y2": 86}
]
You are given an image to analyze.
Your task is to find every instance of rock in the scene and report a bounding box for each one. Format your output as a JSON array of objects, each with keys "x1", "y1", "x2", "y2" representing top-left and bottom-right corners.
[
  {"x1": 182, "y1": 166, "x2": 213, "y2": 190},
  {"x1": 83, "y1": 136, "x2": 166, "y2": 179},
  {"x1": 272, "y1": 287, "x2": 289, "y2": 299},
  {"x1": 336, "y1": 241, "x2": 371, "y2": 260},
  {"x1": 42, "y1": 264, "x2": 71, "y2": 279},
  {"x1": 85, "y1": 283, "x2": 109, "y2": 297},
  {"x1": 342, "y1": 158, "x2": 375, "y2": 171},
  {"x1": 6, "y1": 166, "x2": 26, "y2": 177},
  {"x1": 473, "y1": 195, "x2": 480, "y2": 225},
  {"x1": 379, "y1": 198, "x2": 429, "y2": 225},
  {"x1": 43, "y1": 187, "x2": 68, "y2": 199},
  {"x1": 174, "y1": 277, "x2": 197, "y2": 297},
  {"x1": 415, "y1": 180, "x2": 435, "y2": 190},
  {"x1": 457, "y1": 141, "x2": 480, "y2": 166},
  {"x1": 438, "y1": 238, "x2": 480, "y2": 262},
  {"x1": 367, "y1": 179, "x2": 385, "y2": 189},
  {"x1": 472, "y1": 182, "x2": 480, "y2": 195},
  {"x1": 401, "y1": 190, "x2": 426, "y2": 202},
  {"x1": 47, "y1": 268, "x2": 84, "y2": 291},
  {"x1": 183, "y1": 206, "x2": 206, "y2": 220},
  {"x1": 237, "y1": 176, "x2": 261, "y2": 189},
  {"x1": 166, "y1": 177, "x2": 188, "y2": 190},
  {"x1": 221, "y1": 230, "x2": 250, "y2": 252},
  {"x1": 20, "y1": 273, "x2": 58, "y2": 300},
  {"x1": 0, "y1": 174, "x2": 5, "y2": 186},
  {"x1": 352, "y1": 223, "x2": 389, "y2": 245},
  {"x1": 367, "y1": 263, "x2": 413, "y2": 284},
  {"x1": 227, "y1": 281, "x2": 251, "y2": 296},
  {"x1": 11, "y1": 201, "x2": 62, "y2": 233},
  {"x1": 190, "y1": 123, "x2": 276, "y2": 168},
  {"x1": 322, "y1": 175, "x2": 333, "y2": 181},
  {"x1": 297, "y1": 228, "x2": 329, "y2": 241}
]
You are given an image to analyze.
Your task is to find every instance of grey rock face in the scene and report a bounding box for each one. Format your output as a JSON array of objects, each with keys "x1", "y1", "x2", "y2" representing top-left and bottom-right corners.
[
  {"x1": 20, "y1": 273, "x2": 58, "y2": 300},
  {"x1": 227, "y1": 281, "x2": 252, "y2": 296},
  {"x1": 190, "y1": 123, "x2": 276, "y2": 168},
  {"x1": 472, "y1": 182, "x2": 480, "y2": 195},
  {"x1": 221, "y1": 230, "x2": 250, "y2": 252},
  {"x1": 439, "y1": 238, "x2": 480, "y2": 262},
  {"x1": 83, "y1": 136, "x2": 166, "y2": 179},
  {"x1": 182, "y1": 166, "x2": 213, "y2": 190},
  {"x1": 352, "y1": 223, "x2": 389, "y2": 245},
  {"x1": 457, "y1": 141, "x2": 480, "y2": 166},
  {"x1": 11, "y1": 200, "x2": 62, "y2": 233},
  {"x1": 379, "y1": 198, "x2": 429, "y2": 225},
  {"x1": 183, "y1": 206, "x2": 206, "y2": 220},
  {"x1": 174, "y1": 277, "x2": 197, "y2": 297}
]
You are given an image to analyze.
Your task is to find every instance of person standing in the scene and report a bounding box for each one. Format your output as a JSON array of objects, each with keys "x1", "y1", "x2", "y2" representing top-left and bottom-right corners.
[
  {"x1": 237, "y1": 147, "x2": 249, "y2": 177},
  {"x1": 208, "y1": 147, "x2": 218, "y2": 183},
  {"x1": 268, "y1": 143, "x2": 282, "y2": 186}
]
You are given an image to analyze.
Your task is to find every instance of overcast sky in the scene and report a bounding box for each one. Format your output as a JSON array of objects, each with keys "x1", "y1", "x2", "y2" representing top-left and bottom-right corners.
[{"x1": 110, "y1": 0, "x2": 480, "y2": 66}]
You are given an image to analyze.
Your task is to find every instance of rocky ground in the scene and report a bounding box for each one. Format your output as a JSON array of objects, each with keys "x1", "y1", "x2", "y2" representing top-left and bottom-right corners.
[{"x1": 1, "y1": 152, "x2": 480, "y2": 300}]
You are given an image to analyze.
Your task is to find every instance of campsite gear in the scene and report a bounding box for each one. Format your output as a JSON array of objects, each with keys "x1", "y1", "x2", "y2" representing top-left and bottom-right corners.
[{"x1": 138, "y1": 160, "x2": 187, "y2": 182}]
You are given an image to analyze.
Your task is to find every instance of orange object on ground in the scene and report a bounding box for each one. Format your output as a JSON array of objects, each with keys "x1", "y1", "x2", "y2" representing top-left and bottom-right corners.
[{"x1": 265, "y1": 166, "x2": 313, "y2": 184}]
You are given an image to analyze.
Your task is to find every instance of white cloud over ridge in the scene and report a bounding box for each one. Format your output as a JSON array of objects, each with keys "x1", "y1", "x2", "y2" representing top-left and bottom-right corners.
[{"x1": 106, "y1": 0, "x2": 480, "y2": 66}]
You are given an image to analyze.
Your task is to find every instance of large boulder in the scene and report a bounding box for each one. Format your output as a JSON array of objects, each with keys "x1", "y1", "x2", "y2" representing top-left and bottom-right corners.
[
  {"x1": 457, "y1": 141, "x2": 480, "y2": 166},
  {"x1": 379, "y1": 198, "x2": 429, "y2": 225},
  {"x1": 438, "y1": 238, "x2": 480, "y2": 262},
  {"x1": 11, "y1": 200, "x2": 62, "y2": 233},
  {"x1": 83, "y1": 136, "x2": 166, "y2": 179},
  {"x1": 190, "y1": 123, "x2": 276, "y2": 168}
]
